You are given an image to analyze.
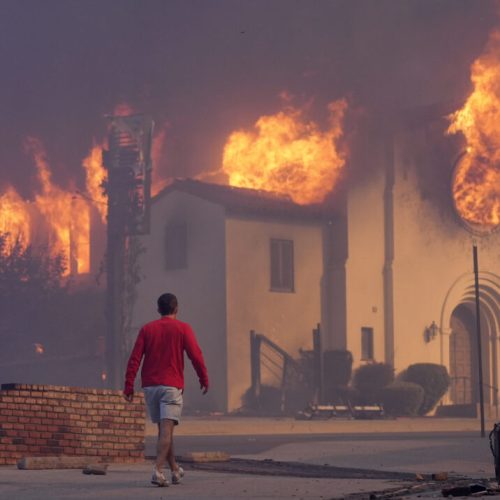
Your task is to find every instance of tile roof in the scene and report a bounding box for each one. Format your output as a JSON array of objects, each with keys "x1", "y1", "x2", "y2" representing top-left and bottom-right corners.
[{"x1": 153, "y1": 178, "x2": 334, "y2": 222}]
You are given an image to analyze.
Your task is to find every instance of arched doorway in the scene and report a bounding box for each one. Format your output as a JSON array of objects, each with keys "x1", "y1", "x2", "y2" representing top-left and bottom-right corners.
[
  {"x1": 441, "y1": 272, "x2": 500, "y2": 411},
  {"x1": 449, "y1": 304, "x2": 476, "y2": 404}
]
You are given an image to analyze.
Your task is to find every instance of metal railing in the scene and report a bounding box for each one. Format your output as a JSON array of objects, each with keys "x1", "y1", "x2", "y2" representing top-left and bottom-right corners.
[{"x1": 249, "y1": 330, "x2": 302, "y2": 412}]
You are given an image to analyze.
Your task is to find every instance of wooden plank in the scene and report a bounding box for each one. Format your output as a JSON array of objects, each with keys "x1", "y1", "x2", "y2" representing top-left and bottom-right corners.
[
  {"x1": 17, "y1": 456, "x2": 101, "y2": 470},
  {"x1": 180, "y1": 451, "x2": 230, "y2": 463},
  {"x1": 82, "y1": 464, "x2": 108, "y2": 475}
]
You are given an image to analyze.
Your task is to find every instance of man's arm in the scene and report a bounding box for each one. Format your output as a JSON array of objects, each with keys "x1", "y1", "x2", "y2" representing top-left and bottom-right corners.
[
  {"x1": 183, "y1": 324, "x2": 209, "y2": 393},
  {"x1": 123, "y1": 328, "x2": 145, "y2": 400}
]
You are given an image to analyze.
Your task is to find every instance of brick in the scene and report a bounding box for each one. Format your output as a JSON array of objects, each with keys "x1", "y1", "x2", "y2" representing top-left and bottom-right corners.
[{"x1": 0, "y1": 384, "x2": 145, "y2": 465}]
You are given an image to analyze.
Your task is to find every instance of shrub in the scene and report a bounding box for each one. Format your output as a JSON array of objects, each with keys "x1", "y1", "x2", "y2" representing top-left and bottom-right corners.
[
  {"x1": 352, "y1": 363, "x2": 394, "y2": 404},
  {"x1": 323, "y1": 350, "x2": 353, "y2": 401},
  {"x1": 242, "y1": 385, "x2": 282, "y2": 414},
  {"x1": 380, "y1": 381, "x2": 425, "y2": 417},
  {"x1": 242, "y1": 383, "x2": 309, "y2": 415},
  {"x1": 400, "y1": 363, "x2": 450, "y2": 415}
]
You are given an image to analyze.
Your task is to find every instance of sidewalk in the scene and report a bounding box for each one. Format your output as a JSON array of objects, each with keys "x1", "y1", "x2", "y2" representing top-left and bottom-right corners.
[{"x1": 147, "y1": 415, "x2": 494, "y2": 437}]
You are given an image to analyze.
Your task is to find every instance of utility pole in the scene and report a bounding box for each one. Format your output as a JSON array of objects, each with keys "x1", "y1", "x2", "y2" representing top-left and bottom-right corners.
[{"x1": 102, "y1": 114, "x2": 154, "y2": 389}]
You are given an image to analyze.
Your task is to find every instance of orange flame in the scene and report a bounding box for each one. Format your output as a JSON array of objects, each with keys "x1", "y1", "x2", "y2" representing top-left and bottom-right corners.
[
  {"x1": 25, "y1": 137, "x2": 90, "y2": 274},
  {"x1": 34, "y1": 343, "x2": 44, "y2": 355},
  {"x1": 151, "y1": 127, "x2": 169, "y2": 196},
  {"x1": 114, "y1": 102, "x2": 135, "y2": 116},
  {"x1": 222, "y1": 99, "x2": 348, "y2": 204},
  {"x1": 0, "y1": 103, "x2": 162, "y2": 272},
  {"x1": 83, "y1": 143, "x2": 107, "y2": 222},
  {"x1": 447, "y1": 31, "x2": 500, "y2": 231},
  {"x1": 0, "y1": 187, "x2": 31, "y2": 250},
  {"x1": 0, "y1": 138, "x2": 112, "y2": 273}
]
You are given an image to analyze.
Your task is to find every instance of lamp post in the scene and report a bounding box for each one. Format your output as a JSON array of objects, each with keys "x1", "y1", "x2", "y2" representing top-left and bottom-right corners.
[{"x1": 473, "y1": 242, "x2": 485, "y2": 438}]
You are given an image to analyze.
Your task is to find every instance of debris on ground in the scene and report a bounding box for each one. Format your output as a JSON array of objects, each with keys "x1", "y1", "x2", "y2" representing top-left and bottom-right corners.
[
  {"x1": 82, "y1": 464, "x2": 108, "y2": 475},
  {"x1": 17, "y1": 456, "x2": 101, "y2": 470},
  {"x1": 339, "y1": 479, "x2": 498, "y2": 500},
  {"x1": 432, "y1": 472, "x2": 449, "y2": 481},
  {"x1": 180, "y1": 457, "x2": 419, "y2": 480}
]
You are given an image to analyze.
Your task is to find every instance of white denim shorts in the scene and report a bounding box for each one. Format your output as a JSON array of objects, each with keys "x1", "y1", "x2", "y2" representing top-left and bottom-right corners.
[{"x1": 143, "y1": 385, "x2": 183, "y2": 425}]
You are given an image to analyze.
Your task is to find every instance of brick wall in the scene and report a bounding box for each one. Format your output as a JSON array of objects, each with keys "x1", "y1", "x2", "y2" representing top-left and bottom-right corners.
[{"x1": 0, "y1": 384, "x2": 145, "y2": 466}]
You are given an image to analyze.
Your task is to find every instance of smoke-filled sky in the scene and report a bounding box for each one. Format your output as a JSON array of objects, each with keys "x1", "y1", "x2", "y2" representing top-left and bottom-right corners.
[{"x1": 0, "y1": 0, "x2": 496, "y2": 197}]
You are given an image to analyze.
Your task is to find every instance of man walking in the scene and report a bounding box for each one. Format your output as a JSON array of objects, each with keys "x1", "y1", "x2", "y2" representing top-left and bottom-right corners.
[{"x1": 123, "y1": 293, "x2": 209, "y2": 487}]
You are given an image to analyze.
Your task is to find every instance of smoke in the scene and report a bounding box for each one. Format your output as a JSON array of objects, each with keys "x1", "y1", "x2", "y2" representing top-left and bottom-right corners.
[{"x1": 0, "y1": 0, "x2": 496, "y2": 195}]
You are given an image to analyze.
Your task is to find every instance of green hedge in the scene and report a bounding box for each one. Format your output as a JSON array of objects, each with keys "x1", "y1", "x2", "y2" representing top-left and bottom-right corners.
[
  {"x1": 400, "y1": 363, "x2": 450, "y2": 415},
  {"x1": 380, "y1": 381, "x2": 425, "y2": 416},
  {"x1": 353, "y1": 363, "x2": 394, "y2": 404}
]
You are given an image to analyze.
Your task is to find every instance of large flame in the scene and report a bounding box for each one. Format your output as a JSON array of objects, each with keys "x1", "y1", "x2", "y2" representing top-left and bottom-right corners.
[
  {"x1": 0, "y1": 104, "x2": 166, "y2": 272},
  {"x1": 222, "y1": 99, "x2": 348, "y2": 204},
  {"x1": 0, "y1": 187, "x2": 31, "y2": 250},
  {"x1": 0, "y1": 138, "x2": 111, "y2": 273},
  {"x1": 447, "y1": 31, "x2": 500, "y2": 231},
  {"x1": 25, "y1": 137, "x2": 90, "y2": 274}
]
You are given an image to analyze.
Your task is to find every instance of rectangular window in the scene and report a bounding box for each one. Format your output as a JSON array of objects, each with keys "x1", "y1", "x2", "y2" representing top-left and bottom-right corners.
[
  {"x1": 270, "y1": 239, "x2": 294, "y2": 292},
  {"x1": 361, "y1": 327, "x2": 374, "y2": 360},
  {"x1": 165, "y1": 223, "x2": 187, "y2": 270}
]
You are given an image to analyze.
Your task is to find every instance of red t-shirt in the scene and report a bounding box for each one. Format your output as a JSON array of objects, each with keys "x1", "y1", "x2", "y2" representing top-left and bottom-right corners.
[{"x1": 124, "y1": 316, "x2": 209, "y2": 395}]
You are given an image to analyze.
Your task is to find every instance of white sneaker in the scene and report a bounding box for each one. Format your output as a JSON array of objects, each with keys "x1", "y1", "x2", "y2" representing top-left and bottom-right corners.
[
  {"x1": 171, "y1": 466, "x2": 184, "y2": 485},
  {"x1": 151, "y1": 468, "x2": 168, "y2": 487}
]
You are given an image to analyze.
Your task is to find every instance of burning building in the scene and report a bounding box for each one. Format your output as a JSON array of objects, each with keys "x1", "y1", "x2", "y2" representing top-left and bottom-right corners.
[{"x1": 128, "y1": 92, "x2": 499, "y2": 413}]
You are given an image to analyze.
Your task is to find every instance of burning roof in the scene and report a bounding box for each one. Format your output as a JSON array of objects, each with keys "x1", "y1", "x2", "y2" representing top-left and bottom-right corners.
[{"x1": 154, "y1": 178, "x2": 334, "y2": 222}]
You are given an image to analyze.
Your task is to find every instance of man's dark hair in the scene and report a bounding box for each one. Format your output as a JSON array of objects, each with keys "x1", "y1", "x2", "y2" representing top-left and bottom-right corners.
[{"x1": 157, "y1": 293, "x2": 178, "y2": 316}]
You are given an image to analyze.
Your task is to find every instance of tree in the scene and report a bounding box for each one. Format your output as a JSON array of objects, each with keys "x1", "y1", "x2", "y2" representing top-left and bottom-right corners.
[
  {"x1": 0, "y1": 234, "x2": 106, "y2": 387},
  {"x1": 0, "y1": 234, "x2": 67, "y2": 363}
]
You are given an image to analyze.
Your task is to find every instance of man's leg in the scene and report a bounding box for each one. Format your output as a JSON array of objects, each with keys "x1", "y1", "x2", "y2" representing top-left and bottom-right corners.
[
  {"x1": 155, "y1": 419, "x2": 175, "y2": 472},
  {"x1": 166, "y1": 432, "x2": 179, "y2": 472}
]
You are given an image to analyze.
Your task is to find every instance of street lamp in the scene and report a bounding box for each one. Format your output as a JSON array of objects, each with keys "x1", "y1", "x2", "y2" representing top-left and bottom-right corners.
[{"x1": 424, "y1": 321, "x2": 439, "y2": 343}]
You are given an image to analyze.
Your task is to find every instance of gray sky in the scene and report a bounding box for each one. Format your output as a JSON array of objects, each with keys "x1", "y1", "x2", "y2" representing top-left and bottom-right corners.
[{"x1": 0, "y1": 0, "x2": 495, "y2": 195}]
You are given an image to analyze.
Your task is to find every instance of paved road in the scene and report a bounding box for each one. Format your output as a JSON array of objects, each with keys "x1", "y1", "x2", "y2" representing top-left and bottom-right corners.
[
  {"x1": 2, "y1": 428, "x2": 496, "y2": 499},
  {"x1": 152, "y1": 431, "x2": 495, "y2": 478},
  {"x1": 1, "y1": 463, "x2": 378, "y2": 500},
  {"x1": 163, "y1": 431, "x2": 488, "y2": 456}
]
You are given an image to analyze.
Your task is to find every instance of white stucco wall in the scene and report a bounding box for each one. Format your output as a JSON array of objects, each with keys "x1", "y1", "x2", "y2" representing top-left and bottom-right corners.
[
  {"x1": 344, "y1": 124, "x2": 499, "y2": 403},
  {"x1": 131, "y1": 191, "x2": 228, "y2": 411},
  {"x1": 225, "y1": 216, "x2": 324, "y2": 411},
  {"x1": 345, "y1": 169, "x2": 386, "y2": 366},
  {"x1": 392, "y1": 128, "x2": 500, "y2": 392}
]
